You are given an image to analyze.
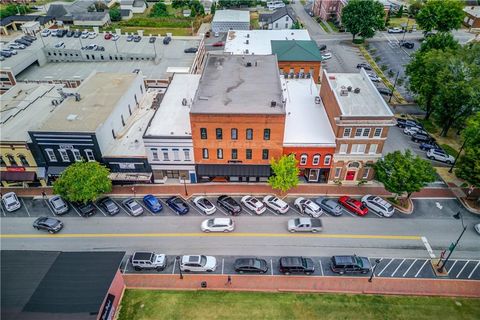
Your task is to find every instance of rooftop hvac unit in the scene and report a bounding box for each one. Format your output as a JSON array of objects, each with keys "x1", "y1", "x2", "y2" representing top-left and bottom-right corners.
[
  {"x1": 246, "y1": 62, "x2": 252, "y2": 67},
  {"x1": 306, "y1": 73, "x2": 311, "y2": 78},
  {"x1": 354, "y1": 87, "x2": 361, "y2": 93},
  {"x1": 245, "y1": 49, "x2": 249, "y2": 54},
  {"x1": 299, "y1": 72, "x2": 305, "y2": 78},
  {"x1": 246, "y1": 33, "x2": 250, "y2": 38},
  {"x1": 271, "y1": 100, "x2": 277, "y2": 107},
  {"x1": 246, "y1": 39, "x2": 249, "y2": 44},
  {"x1": 340, "y1": 86, "x2": 348, "y2": 96},
  {"x1": 347, "y1": 86, "x2": 352, "y2": 92},
  {"x1": 315, "y1": 96, "x2": 321, "y2": 104},
  {"x1": 182, "y1": 98, "x2": 188, "y2": 106}
]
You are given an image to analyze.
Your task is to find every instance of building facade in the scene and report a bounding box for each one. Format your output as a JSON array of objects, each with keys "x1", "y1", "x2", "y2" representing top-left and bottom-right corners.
[
  {"x1": 259, "y1": 6, "x2": 297, "y2": 30},
  {"x1": 313, "y1": 0, "x2": 347, "y2": 22},
  {"x1": 463, "y1": 6, "x2": 480, "y2": 28}
]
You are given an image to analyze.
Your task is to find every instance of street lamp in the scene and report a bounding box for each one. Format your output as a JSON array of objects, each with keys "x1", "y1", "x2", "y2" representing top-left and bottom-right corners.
[
  {"x1": 448, "y1": 139, "x2": 467, "y2": 173},
  {"x1": 437, "y1": 211, "x2": 467, "y2": 273},
  {"x1": 368, "y1": 259, "x2": 381, "y2": 282},
  {"x1": 182, "y1": 174, "x2": 188, "y2": 196},
  {"x1": 388, "y1": 70, "x2": 401, "y2": 104},
  {"x1": 176, "y1": 256, "x2": 183, "y2": 279}
]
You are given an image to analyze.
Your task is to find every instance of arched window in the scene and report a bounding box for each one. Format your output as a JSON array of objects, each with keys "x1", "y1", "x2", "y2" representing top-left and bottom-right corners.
[
  {"x1": 312, "y1": 154, "x2": 320, "y2": 166},
  {"x1": 300, "y1": 154, "x2": 308, "y2": 165},
  {"x1": 324, "y1": 154, "x2": 332, "y2": 165},
  {"x1": 18, "y1": 154, "x2": 29, "y2": 167},
  {"x1": 6, "y1": 154, "x2": 17, "y2": 166},
  {"x1": 348, "y1": 161, "x2": 360, "y2": 169}
]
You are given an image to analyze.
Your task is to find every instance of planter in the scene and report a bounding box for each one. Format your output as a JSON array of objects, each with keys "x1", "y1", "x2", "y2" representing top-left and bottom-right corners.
[{"x1": 387, "y1": 197, "x2": 413, "y2": 214}]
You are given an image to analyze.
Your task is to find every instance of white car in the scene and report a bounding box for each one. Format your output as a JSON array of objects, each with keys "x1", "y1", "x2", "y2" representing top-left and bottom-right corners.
[
  {"x1": 180, "y1": 255, "x2": 217, "y2": 272},
  {"x1": 54, "y1": 42, "x2": 65, "y2": 49},
  {"x1": 50, "y1": 29, "x2": 58, "y2": 37},
  {"x1": 3, "y1": 48, "x2": 17, "y2": 55},
  {"x1": 403, "y1": 126, "x2": 427, "y2": 136},
  {"x1": 241, "y1": 195, "x2": 266, "y2": 214},
  {"x1": 361, "y1": 195, "x2": 395, "y2": 217},
  {"x1": 88, "y1": 32, "x2": 98, "y2": 39},
  {"x1": 2, "y1": 192, "x2": 21, "y2": 212},
  {"x1": 368, "y1": 73, "x2": 381, "y2": 82},
  {"x1": 201, "y1": 218, "x2": 234, "y2": 233},
  {"x1": 427, "y1": 149, "x2": 455, "y2": 164},
  {"x1": 41, "y1": 29, "x2": 51, "y2": 37},
  {"x1": 81, "y1": 30, "x2": 89, "y2": 38},
  {"x1": 193, "y1": 196, "x2": 216, "y2": 215},
  {"x1": 263, "y1": 195, "x2": 289, "y2": 214},
  {"x1": 294, "y1": 197, "x2": 322, "y2": 218},
  {"x1": 8, "y1": 42, "x2": 25, "y2": 49},
  {"x1": 112, "y1": 34, "x2": 120, "y2": 41},
  {"x1": 321, "y1": 52, "x2": 332, "y2": 60},
  {"x1": 388, "y1": 27, "x2": 404, "y2": 33}
]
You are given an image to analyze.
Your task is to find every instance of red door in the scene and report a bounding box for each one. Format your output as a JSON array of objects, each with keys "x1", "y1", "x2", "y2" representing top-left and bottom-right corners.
[{"x1": 346, "y1": 171, "x2": 356, "y2": 181}]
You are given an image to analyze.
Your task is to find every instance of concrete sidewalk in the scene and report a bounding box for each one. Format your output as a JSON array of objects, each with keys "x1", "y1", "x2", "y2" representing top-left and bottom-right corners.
[{"x1": 123, "y1": 274, "x2": 480, "y2": 298}]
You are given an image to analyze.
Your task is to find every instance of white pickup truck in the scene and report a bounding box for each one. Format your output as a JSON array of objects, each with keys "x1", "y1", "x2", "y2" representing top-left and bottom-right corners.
[{"x1": 287, "y1": 218, "x2": 323, "y2": 233}]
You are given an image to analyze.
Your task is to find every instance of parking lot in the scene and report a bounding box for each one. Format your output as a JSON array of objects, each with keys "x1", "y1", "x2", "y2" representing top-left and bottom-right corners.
[{"x1": 119, "y1": 253, "x2": 480, "y2": 281}]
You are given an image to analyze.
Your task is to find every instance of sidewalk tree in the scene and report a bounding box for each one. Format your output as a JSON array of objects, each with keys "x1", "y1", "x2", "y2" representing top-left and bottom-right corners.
[
  {"x1": 416, "y1": 0, "x2": 464, "y2": 32},
  {"x1": 172, "y1": 0, "x2": 189, "y2": 9},
  {"x1": 418, "y1": 32, "x2": 459, "y2": 53},
  {"x1": 53, "y1": 161, "x2": 112, "y2": 204},
  {"x1": 150, "y1": 2, "x2": 169, "y2": 17},
  {"x1": 341, "y1": 0, "x2": 385, "y2": 41},
  {"x1": 109, "y1": 8, "x2": 121, "y2": 22},
  {"x1": 210, "y1": 2, "x2": 216, "y2": 14},
  {"x1": 374, "y1": 150, "x2": 436, "y2": 199},
  {"x1": 268, "y1": 154, "x2": 300, "y2": 193},
  {"x1": 455, "y1": 112, "x2": 480, "y2": 188}
]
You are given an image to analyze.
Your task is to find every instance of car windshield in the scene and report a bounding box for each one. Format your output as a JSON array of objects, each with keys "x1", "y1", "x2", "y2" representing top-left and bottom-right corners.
[
  {"x1": 201, "y1": 199, "x2": 212, "y2": 208},
  {"x1": 106, "y1": 202, "x2": 116, "y2": 210},
  {"x1": 253, "y1": 259, "x2": 261, "y2": 269},
  {"x1": 174, "y1": 198, "x2": 185, "y2": 208},
  {"x1": 294, "y1": 218, "x2": 300, "y2": 225},
  {"x1": 45, "y1": 218, "x2": 59, "y2": 226},
  {"x1": 130, "y1": 202, "x2": 140, "y2": 210},
  {"x1": 200, "y1": 255, "x2": 207, "y2": 266},
  {"x1": 225, "y1": 197, "x2": 237, "y2": 205},
  {"x1": 360, "y1": 204, "x2": 367, "y2": 210},
  {"x1": 355, "y1": 257, "x2": 363, "y2": 267},
  {"x1": 207, "y1": 219, "x2": 214, "y2": 227},
  {"x1": 250, "y1": 197, "x2": 259, "y2": 204}
]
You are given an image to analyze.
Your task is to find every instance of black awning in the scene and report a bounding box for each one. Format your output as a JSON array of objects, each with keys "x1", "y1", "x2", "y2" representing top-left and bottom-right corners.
[
  {"x1": 0, "y1": 170, "x2": 36, "y2": 182},
  {"x1": 196, "y1": 164, "x2": 271, "y2": 177},
  {"x1": 46, "y1": 166, "x2": 68, "y2": 176}
]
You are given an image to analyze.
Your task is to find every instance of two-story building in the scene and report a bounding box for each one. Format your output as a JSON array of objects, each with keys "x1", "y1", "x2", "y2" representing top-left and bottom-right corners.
[
  {"x1": 190, "y1": 54, "x2": 286, "y2": 183},
  {"x1": 259, "y1": 6, "x2": 297, "y2": 30},
  {"x1": 320, "y1": 69, "x2": 395, "y2": 182}
]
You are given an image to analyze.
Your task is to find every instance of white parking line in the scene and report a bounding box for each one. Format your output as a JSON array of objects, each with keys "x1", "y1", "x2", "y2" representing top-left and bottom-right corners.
[
  {"x1": 414, "y1": 260, "x2": 428, "y2": 278},
  {"x1": 402, "y1": 259, "x2": 417, "y2": 277},
  {"x1": 0, "y1": 204, "x2": 6, "y2": 217},
  {"x1": 137, "y1": 201, "x2": 154, "y2": 216},
  {"x1": 71, "y1": 204, "x2": 82, "y2": 217},
  {"x1": 270, "y1": 259, "x2": 274, "y2": 276},
  {"x1": 377, "y1": 259, "x2": 394, "y2": 276},
  {"x1": 290, "y1": 205, "x2": 304, "y2": 216},
  {"x1": 158, "y1": 199, "x2": 174, "y2": 215},
  {"x1": 468, "y1": 261, "x2": 480, "y2": 279},
  {"x1": 391, "y1": 259, "x2": 406, "y2": 277},
  {"x1": 369, "y1": 210, "x2": 383, "y2": 218},
  {"x1": 221, "y1": 258, "x2": 224, "y2": 274},
  {"x1": 447, "y1": 260, "x2": 458, "y2": 274},
  {"x1": 20, "y1": 198, "x2": 30, "y2": 217},
  {"x1": 172, "y1": 259, "x2": 177, "y2": 275},
  {"x1": 265, "y1": 207, "x2": 278, "y2": 216},
  {"x1": 122, "y1": 258, "x2": 129, "y2": 273},
  {"x1": 93, "y1": 203, "x2": 107, "y2": 217},
  {"x1": 44, "y1": 199, "x2": 57, "y2": 216},
  {"x1": 456, "y1": 260, "x2": 471, "y2": 279},
  {"x1": 240, "y1": 204, "x2": 254, "y2": 216},
  {"x1": 319, "y1": 260, "x2": 324, "y2": 277},
  {"x1": 217, "y1": 206, "x2": 230, "y2": 216},
  {"x1": 421, "y1": 236, "x2": 436, "y2": 259},
  {"x1": 342, "y1": 209, "x2": 356, "y2": 217},
  {"x1": 111, "y1": 199, "x2": 131, "y2": 216}
]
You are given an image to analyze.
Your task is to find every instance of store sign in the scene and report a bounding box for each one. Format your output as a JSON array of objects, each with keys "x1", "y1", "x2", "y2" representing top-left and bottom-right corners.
[
  {"x1": 99, "y1": 294, "x2": 115, "y2": 320},
  {"x1": 119, "y1": 163, "x2": 135, "y2": 169},
  {"x1": 7, "y1": 167, "x2": 26, "y2": 172}
]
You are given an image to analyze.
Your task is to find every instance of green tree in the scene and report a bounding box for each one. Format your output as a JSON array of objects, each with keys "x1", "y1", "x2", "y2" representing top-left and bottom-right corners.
[
  {"x1": 172, "y1": 0, "x2": 189, "y2": 9},
  {"x1": 0, "y1": 4, "x2": 31, "y2": 18},
  {"x1": 190, "y1": 0, "x2": 204, "y2": 16},
  {"x1": 396, "y1": 5, "x2": 404, "y2": 18},
  {"x1": 94, "y1": 1, "x2": 108, "y2": 11},
  {"x1": 291, "y1": 21, "x2": 301, "y2": 29},
  {"x1": 150, "y1": 2, "x2": 169, "y2": 17},
  {"x1": 416, "y1": 0, "x2": 464, "y2": 32},
  {"x1": 211, "y1": 1, "x2": 216, "y2": 14},
  {"x1": 418, "y1": 32, "x2": 460, "y2": 53},
  {"x1": 374, "y1": 150, "x2": 436, "y2": 199},
  {"x1": 53, "y1": 162, "x2": 112, "y2": 204},
  {"x1": 341, "y1": 0, "x2": 385, "y2": 41},
  {"x1": 456, "y1": 112, "x2": 480, "y2": 188},
  {"x1": 408, "y1": 0, "x2": 424, "y2": 18},
  {"x1": 109, "y1": 7, "x2": 122, "y2": 22},
  {"x1": 268, "y1": 154, "x2": 300, "y2": 193}
]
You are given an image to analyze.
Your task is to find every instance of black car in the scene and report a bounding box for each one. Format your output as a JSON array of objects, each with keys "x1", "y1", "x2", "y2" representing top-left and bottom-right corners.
[
  {"x1": 15, "y1": 39, "x2": 31, "y2": 46},
  {"x1": 330, "y1": 255, "x2": 371, "y2": 274},
  {"x1": 73, "y1": 30, "x2": 82, "y2": 38},
  {"x1": 57, "y1": 29, "x2": 67, "y2": 37},
  {"x1": 184, "y1": 47, "x2": 198, "y2": 53},
  {"x1": 279, "y1": 256, "x2": 315, "y2": 275},
  {"x1": 217, "y1": 195, "x2": 241, "y2": 215},
  {"x1": 0, "y1": 51, "x2": 12, "y2": 58},
  {"x1": 166, "y1": 196, "x2": 189, "y2": 215},
  {"x1": 412, "y1": 133, "x2": 434, "y2": 143},
  {"x1": 66, "y1": 30, "x2": 75, "y2": 37},
  {"x1": 419, "y1": 141, "x2": 439, "y2": 151},
  {"x1": 74, "y1": 202, "x2": 96, "y2": 217},
  {"x1": 400, "y1": 41, "x2": 414, "y2": 49},
  {"x1": 33, "y1": 216, "x2": 63, "y2": 234},
  {"x1": 133, "y1": 35, "x2": 141, "y2": 42},
  {"x1": 163, "y1": 36, "x2": 171, "y2": 45},
  {"x1": 95, "y1": 46, "x2": 105, "y2": 51},
  {"x1": 98, "y1": 197, "x2": 120, "y2": 215},
  {"x1": 376, "y1": 87, "x2": 392, "y2": 96},
  {"x1": 318, "y1": 44, "x2": 327, "y2": 51},
  {"x1": 149, "y1": 36, "x2": 156, "y2": 43},
  {"x1": 395, "y1": 118, "x2": 422, "y2": 129},
  {"x1": 22, "y1": 35, "x2": 36, "y2": 41},
  {"x1": 356, "y1": 63, "x2": 372, "y2": 71},
  {"x1": 234, "y1": 258, "x2": 268, "y2": 274}
]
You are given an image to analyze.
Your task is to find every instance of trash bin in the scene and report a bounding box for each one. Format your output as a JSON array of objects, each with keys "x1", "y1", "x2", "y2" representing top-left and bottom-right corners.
[{"x1": 201, "y1": 281, "x2": 207, "y2": 288}]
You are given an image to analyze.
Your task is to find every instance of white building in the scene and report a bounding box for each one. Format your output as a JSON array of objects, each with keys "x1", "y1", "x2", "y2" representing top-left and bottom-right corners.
[
  {"x1": 259, "y1": 6, "x2": 297, "y2": 30},
  {"x1": 211, "y1": 10, "x2": 250, "y2": 33},
  {"x1": 143, "y1": 74, "x2": 201, "y2": 183},
  {"x1": 120, "y1": 0, "x2": 147, "y2": 14}
]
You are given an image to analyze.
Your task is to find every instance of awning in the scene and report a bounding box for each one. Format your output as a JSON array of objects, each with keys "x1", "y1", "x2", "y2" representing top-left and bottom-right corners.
[
  {"x1": 109, "y1": 172, "x2": 153, "y2": 182},
  {"x1": 196, "y1": 164, "x2": 271, "y2": 177},
  {"x1": 47, "y1": 166, "x2": 68, "y2": 176},
  {"x1": 0, "y1": 170, "x2": 36, "y2": 182}
]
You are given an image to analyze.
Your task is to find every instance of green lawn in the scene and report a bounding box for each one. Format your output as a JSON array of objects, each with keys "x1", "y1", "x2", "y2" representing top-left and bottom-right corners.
[{"x1": 118, "y1": 290, "x2": 480, "y2": 320}]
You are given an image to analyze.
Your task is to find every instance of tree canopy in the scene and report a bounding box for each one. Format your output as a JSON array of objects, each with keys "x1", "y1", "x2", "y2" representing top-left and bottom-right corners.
[
  {"x1": 109, "y1": 7, "x2": 121, "y2": 22},
  {"x1": 268, "y1": 154, "x2": 300, "y2": 193},
  {"x1": 341, "y1": 0, "x2": 385, "y2": 41},
  {"x1": 53, "y1": 162, "x2": 112, "y2": 204},
  {"x1": 455, "y1": 112, "x2": 480, "y2": 188},
  {"x1": 150, "y1": 2, "x2": 169, "y2": 17},
  {"x1": 418, "y1": 32, "x2": 460, "y2": 53},
  {"x1": 416, "y1": 0, "x2": 464, "y2": 32},
  {"x1": 374, "y1": 150, "x2": 436, "y2": 199}
]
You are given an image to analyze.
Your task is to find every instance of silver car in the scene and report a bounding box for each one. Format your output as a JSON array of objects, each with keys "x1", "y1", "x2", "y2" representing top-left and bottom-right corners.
[
  {"x1": 314, "y1": 197, "x2": 343, "y2": 216},
  {"x1": 48, "y1": 195, "x2": 69, "y2": 215},
  {"x1": 2, "y1": 192, "x2": 21, "y2": 212},
  {"x1": 361, "y1": 195, "x2": 395, "y2": 217},
  {"x1": 122, "y1": 198, "x2": 144, "y2": 216}
]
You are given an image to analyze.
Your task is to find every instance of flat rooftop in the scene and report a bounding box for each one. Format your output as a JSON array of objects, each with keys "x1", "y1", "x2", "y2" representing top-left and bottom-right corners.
[
  {"x1": 0, "y1": 83, "x2": 63, "y2": 142},
  {"x1": 283, "y1": 78, "x2": 336, "y2": 147},
  {"x1": 324, "y1": 69, "x2": 394, "y2": 117},
  {"x1": 213, "y1": 9, "x2": 250, "y2": 22},
  {"x1": 464, "y1": 6, "x2": 480, "y2": 17},
  {"x1": 224, "y1": 29, "x2": 311, "y2": 55},
  {"x1": 191, "y1": 54, "x2": 285, "y2": 115},
  {"x1": 144, "y1": 74, "x2": 201, "y2": 138},
  {"x1": 37, "y1": 72, "x2": 138, "y2": 132}
]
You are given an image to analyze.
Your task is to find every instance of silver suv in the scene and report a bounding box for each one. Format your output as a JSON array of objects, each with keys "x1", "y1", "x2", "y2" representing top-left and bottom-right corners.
[
  {"x1": 427, "y1": 149, "x2": 455, "y2": 164},
  {"x1": 361, "y1": 195, "x2": 395, "y2": 217},
  {"x1": 131, "y1": 252, "x2": 167, "y2": 271},
  {"x1": 48, "y1": 195, "x2": 69, "y2": 215}
]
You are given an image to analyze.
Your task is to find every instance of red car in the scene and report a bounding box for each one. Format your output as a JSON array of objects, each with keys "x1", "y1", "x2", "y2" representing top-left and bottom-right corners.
[
  {"x1": 212, "y1": 41, "x2": 224, "y2": 47},
  {"x1": 104, "y1": 32, "x2": 112, "y2": 40},
  {"x1": 338, "y1": 196, "x2": 368, "y2": 216}
]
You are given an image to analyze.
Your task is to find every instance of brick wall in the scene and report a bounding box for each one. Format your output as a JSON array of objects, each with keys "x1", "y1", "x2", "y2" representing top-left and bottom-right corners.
[{"x1": 278, "y1": 61, "x2": 322, "y2": 83}]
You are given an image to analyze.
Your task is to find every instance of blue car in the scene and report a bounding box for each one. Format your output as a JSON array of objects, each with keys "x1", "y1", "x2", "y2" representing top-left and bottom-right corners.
[
  {"x1": 419, "y1": 141, "x2": 439, "y2": 151},
  {"x1": 166, "y1": 196, "x2": 189, "y2": 215},
  {"x1": 143, "y1": 194, "x2": 163, "y2": 213}
]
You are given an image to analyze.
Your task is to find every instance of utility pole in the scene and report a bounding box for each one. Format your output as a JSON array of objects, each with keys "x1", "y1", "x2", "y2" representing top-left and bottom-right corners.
[{"x1": 437, "y1": 212, "x2": 467, "y2": 273}]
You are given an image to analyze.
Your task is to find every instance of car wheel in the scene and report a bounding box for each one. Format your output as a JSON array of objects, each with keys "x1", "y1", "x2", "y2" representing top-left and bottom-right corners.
[
  {"x1": 204, "y1": 229, "x2": 210, "y2": 233},
  {"x1": 34, "y1": 226, "x2": 39, "y2": 230},
  {"x1": 361, "y1": 270, "x2": 368, "y2": 274},
  {"x1": 446, "y1": 160, "x2": 451, "y2": 164},
  {"x1": 239, "y1": 270, "x2": 244, "y2": 274},
  {"x1": 289, "y1": 229, "x2": 295, "y2": 233},
  {"x1": 284, "y1": 272, "x2": 290, "y2": 275},
  {"x1": 428, "y1": 156, "x2": 434, "y2": 160},
  {"x1": 223, "y1": 229, "x2": 230, "y2": 233},
  {"x1": 339, "y1": 271, "x2": 345, "y2": 275},
  {"x1": 207, "y1": 269, "x2": 213, "y2": 272},
  {"x1": 134, "y1": 267, "x2": 141, "y2": 271},
  {"x1": 184, "y1": 269, "x2": 190, "y2": 272},
  {"x1": 48, "y1": 230, "x2": 54, "y2": 234},
  {"x1": 295, "y1": 204, "x2": 302, "y2": 213},
  {"x1": 305, "y1": 272, "x2": 312, "y2": 275},
  {"x1": 312, "y1": 229, "x2": 318, "y2": 233}
]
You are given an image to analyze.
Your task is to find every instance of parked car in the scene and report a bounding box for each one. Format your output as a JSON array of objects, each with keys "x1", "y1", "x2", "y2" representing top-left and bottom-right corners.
[
  {"x1": 23, "y1": 35, "x2": 36, "y2": 41},
  {"x1": 234, "y1": 257, "x2": 268, "y2": 274},
  {"x1": 376, "y1": 87, "x2": 392, "y2": 96},
  {"x1": 294, "y1": 197, "x2": 322, "y2": 217},
  {"x1": 279, "y1": 256, "x2": 315, "y2": 275},
  {"x1": 180, "y1": 255, "x2": 217, "y2": 272},
  {"x1": 318, "y1": 44, "x2": 327, "y2": 51},
  {"x1": 411, "y1": 132, "x2": 434, "y2": 143},
  {"x1": 201, "y1": 218, "x2": 234, "y2": 233},
  {"x1": 419, "y1": 141, "x2": 439, "y2": 151},
  {"x1": 95, "y1": 45, "x2": 105, "y2": 51},
  {"x1": 41, "y1": 29, "x2": 51, "y2": 37},
  {"x1": 241, "y1": 195, "x2": 266, "y2": 215},
  {"x1": 74, "y1": 201, "x2": 96, "y2": 217},
  {"x1": 166, "y1": 196, "x2": 189, "y2": 215},
  {"x1": 321, "y1": 52, "x2": 332, "y2": 59},
  {"x1": 133, "y1": 35, "x2": 141, "y2": 42},
  {"x1": 54, "y1": 42, "x2": 65, "y2": 49},
  {"x1": 193, "y1": 196, "x2": 216, "y2": 215},
  {"x1": 163, "y1": 36, "x2": 171, "y2": 44},
  {"x1": 149, "y1": 36, "x2": 156, "y2": 43},
  {"x1": 400, "y1": 40, "x2": 414, "y2": 49},
  {"x1": 330, "y1": 255, "x2": 371, "y2": 274},
  {"x1": 50, "y1": 29, "x2": 58, "y2": 37},
  {"x1": 356, "y1": 63, "x2": 372, "y2": 71},
  {"x1": 395, "y1": 118, "x2": 422, "y2": 129},
  {"x1": 361, "y1": 195, "x2": 395, "y2": 217},
  {"x1": 57, "y1": 29, "x2": 67, "y2": 37},
  {"x1": 122, "y1": 198, "x2": 144, "y2": 216},
  {"x1": 143, "y1": 195, "x2": 163, "y2": 213},
  {"x1": 338, "y1": 196, "x2": 368, "y2": 216},
  {"x1": 388, "y1": 27, "x2": 405, "y2": 33},
  {"x1": 48, "y1": 195, "x2": 69, "y2": 215},
  {"x1": 2, "y1": 192, "x2": 21, "y2": 212},
  {"x1": 314, "y1": 197, "x2": 343, "y2": 216},
  {"x1": 427, "y1": 149, "x2": 455, "y2": 164},
  {"x1": 73, "y1": 30, "x2": 82, "y2": 38},
  {"x1": 217, "y1": 195, "x2": 241, "y2": 215},
  {"x1": 131, "y1": 252, "x2": 166, "y2": 271},
  {"x1": 184, "y1": 47, "x2": 198, "y2": 53},
  {"x1": 14, "y1": 39, "x2": 30, "y2": 46},
  {"x1": 112, "y1": 34, "x2": 120, "y2": 41},
  {"x1": 33, "y1": 217, "x2": 63, "y2": 234},
  {"x1": 126, "y1": 34, "x2": 134, "y2": 42},
  {"x1": 66, "y1": 30, "x2": 74, "y2": 37},
  {"x1": 8, "y1": 42, "x2": 25, "y2": 49},
  {"x1": 88, "y1": 32, "x2": 97, "y2": 39},
  {"x1": 2, "y1": 48, "x2": 16, "y2": 55},
  {"x1": 98, "y1": 197, "x2": 120, "y2": 216},
  {"x1": 82, "y1": 44, "x2": 98, "y2": 51},
  {"x1": 287, "y1": 218, "x2": 323, "y2": 233},
  {"x1": 263, "y1": 195, "x2": 289, "y2": 214},
  {"x1": 81, "y1": 30, "x2": 89, "y2": 38},
  {"x1": 403, "y1": 126, "x2": 427, "y2": 136},
  {"x1": 104, "y1": 32, "x2": 112, "y2": 40},
  {"x1": 0, "y1": 51, "x2": 12, "y2": 58},
  {"x1": 212, "y1": 41, "x2": 224, "y2": 47},
  {"x1": 368, "y1": 73, "x2": 381, "y2": 82}
]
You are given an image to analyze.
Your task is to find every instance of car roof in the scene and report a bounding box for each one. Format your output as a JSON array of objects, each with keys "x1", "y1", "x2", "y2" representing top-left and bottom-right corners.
[
  {"x1": 183, "y1": 255, "x2": 200, "y2": 263},
  {"x1": 133, "y1": 252, "x2": 154, "y2": 260},
  {"x1": 332, "y1": 255, "x2": 356, "y2": 264},
  {"x1": 212, "y1": 218, "x2": 231, "y2": 224},
  {"x1": 280, "y1": 257, "x2": 303, "y2": 266}
]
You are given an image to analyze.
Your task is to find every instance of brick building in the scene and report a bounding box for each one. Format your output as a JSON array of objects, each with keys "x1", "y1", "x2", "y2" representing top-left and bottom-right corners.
[
  {"x1": 320, "y1": 69, "x2": 395, "y2": 183},
  {"x1": 190, "y1": 54, "x2": 286, "y2": 182},
  {"x1": 463, "y1": 6, "x2": 480, "y2": 29},
  {"x1": 312, "y1": 0, "x2": 347, "y2": 22}
]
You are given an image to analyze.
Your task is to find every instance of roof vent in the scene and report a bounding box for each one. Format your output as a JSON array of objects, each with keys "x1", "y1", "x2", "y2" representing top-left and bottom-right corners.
[
  {"x1": 271, "y1": 101, "x2": 277, "y2": 107},
  {"x1": 246, "y1": 33, "x2": 250, "y2": 38},
  {"x1": 182, "y1": 98, "x2": 187, "y2": 106},
  {"x1": 340, "y1": 86, "x2": 348, "y2": 96},
  {"x1": 354, "y1": 87, "x2": 361, "y2": 93},
  {"x1": 246, "y1": 62, "x2": 252, "y2": 67},
  {"x1": 347, "y1": 86, "x2": 352, "y2": 91},
  {"x1": 245, "y1": 49, "x2": 249, "y2": 54},
  {"x1": 66, "y1": 114, "x2": 78, "y2": 121},
  {"x1": 199, "y1": 96, "x2": 209, "y2": 100},
  {"x1": 246, "y1": 39, "x2": 249, "y2": 44}
]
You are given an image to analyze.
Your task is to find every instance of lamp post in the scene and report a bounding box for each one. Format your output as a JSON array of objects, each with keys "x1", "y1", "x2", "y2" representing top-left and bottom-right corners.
[
  {"x1": 448, "y1": 139, "x2": 467, "y2": 173},
  {"x1": 176, "y1": 256, "x2": 183, "y2": 279},
  {"x1": 368, "y1": 259, "x2": 381, "y2": 282},
  {"x1": 182, "y1": 173, "x2": 188, "y2": 196},
  {"x1": 388, "y1": 70, "x2": 400, "y2": 104},
  {"x1": 437, "y1": 211, "x2": 467, "y2": 273}
]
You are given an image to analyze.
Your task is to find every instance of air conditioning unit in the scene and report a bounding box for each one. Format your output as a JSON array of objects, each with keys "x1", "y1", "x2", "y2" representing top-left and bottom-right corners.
[
  {"x1": 299, "y1": 72, "x2": 305, "y2": 78},
  {"x1": 246, "y1": 62, "x2": 252, "y2": 67},
  {"x1": 289, "y1": 72, "x2": 294, "y2": 78},
  {"x1": 315, "y1": 96, "x2": 321, "y2": 104},
  {"x1": 246, "y1": 33, "x2": 250, "y2": 38},
  {"x1": 347, "y1": 86, "x2": 352, "y2": 92},
  {"x1": 182, "y1": 98, "x2": 188, "y2": 106},
  {"x1": 271, "y1": 100, "x2": 277, "y2": 107},
  {"x1": 245, "y1": 49, "x2": 249, "y2": 54},
  {"x1": 340, "y1": 88, "x2": 348, "y2": 96},
  {"x1": 354, "y1": 87, "x2": 361, "y2": 93},
  {"x1": 306, "y1": 73, "x2": 311, "y2": 78},
  {"x1": 246, "y1": 39, "x2": 249, "y2": 44}
]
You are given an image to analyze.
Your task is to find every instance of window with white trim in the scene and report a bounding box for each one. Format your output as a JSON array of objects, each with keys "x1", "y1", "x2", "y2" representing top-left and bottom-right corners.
[
  {"x1": 300, "y1": 154, "x2": 308, "y2": 165},
  {"x1": 183, "y1": 149, "x2": 190, "y2": 161},
  {"x1": 334, "y1": 167, "x2": 341, "y2": 178},
  {"x1": 362, "y1": 128, "x2": 371, "y2": 137},
  {"x1": 46, "y1": 149, "x2": 58, "y2": 162},
  {"x1": 173, "y1": 149, "x2": 180, "y2": 161},
  {"x1": 369, "y1": 144, "x2": 378, "y2": 154},
  {"x1": 72, "y1": 149, "x2": 82, "y2": 162},
  {"x1": 374, "y1": 128, "x2": 383, "y2": 137},
  {"x1": 355, "y1": 128, "x2": 370, "y2": 137},
  {"x1": 339, "y1": 144, "x2": 348, "y2": 154},
  {"x1": 85, "y1": 149, "x2": 95, "y2": 162},
  {"x1": 202, "y1": 148, "x2": 209, "y2": 159},
  {"x1": 58, "y1": 149, "x2": 69, "y2": 162},
  {"x1": 324, "y1": 155, "x2": 332, "y2": 165},
  {"x1": 151, "y1": 148, "x2": 159, "y2": 161},
  {"x1": 217, "y1": 148, "x2": 223, "y2": 159},
  {"x1": 343, "y1": 128, "x2": 352, "y2": 138},
  {"x1": 162, "y1": 149, "x2": 169, "y2": 161},
  {"x1": 362, "y1": 168, "x2": 370, "y2": 179},
  {"x1": 312, "y1": 154, "x2": 320, "y2": 165},
  {"x1": 351, "y1": 144, "x2": 366, "y2": 154}
]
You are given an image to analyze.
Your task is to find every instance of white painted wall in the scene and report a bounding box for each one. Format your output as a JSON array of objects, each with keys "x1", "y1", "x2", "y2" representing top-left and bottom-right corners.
[
  {"x1": 270, "y1": 15, "x2": 293, "y2": 30},
  {"x1": 144, "y1": 138, "x2": 195, "y2": 165}
]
